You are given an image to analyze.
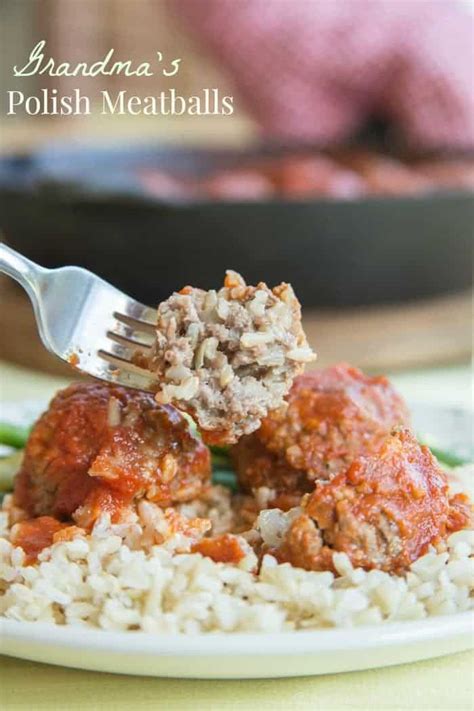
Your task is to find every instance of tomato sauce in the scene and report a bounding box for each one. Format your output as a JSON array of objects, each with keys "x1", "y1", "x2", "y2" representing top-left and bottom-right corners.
[
  {"x1": 11, "y1": 517, "x2": 81, "y2": 564},
  {"x1": 13, "y1": 382, "x2": 210, "y2": 528},
  {"x1": 192, "y1": 534, "x2": 246, "y2": 564}
]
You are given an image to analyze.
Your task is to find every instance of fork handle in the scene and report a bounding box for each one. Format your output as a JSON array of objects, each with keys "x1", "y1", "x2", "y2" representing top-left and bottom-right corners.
[{"x1": 0, "y1": 243, "x2": 46, "y2": 301}]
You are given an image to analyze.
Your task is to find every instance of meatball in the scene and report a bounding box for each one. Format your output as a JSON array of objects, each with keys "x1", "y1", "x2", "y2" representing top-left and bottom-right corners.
[
  {"x1": 415, "y1": 159, "x2": 474, "y2": 190},
  {"x1": 338, "y1": 151, "x2": 433, "y2": 195},
  {"x1": 13, "y1": 382, "x2": 211, "y2": 528},
  {"x1": 202, "y1": 169, "x2": 275, "y2": 200},
  {"x1": 145, "y1": 270, "x2": 315, "y2": 444},
  {"x1": 268, "y1": 429, "x2": 471, "y2": 574},
  {"x1": 232, "y1": 364, "x2": 409, "y2": 497},
  {"x1": 274, "y1": 155, "x2": 366, "y2": 199}
]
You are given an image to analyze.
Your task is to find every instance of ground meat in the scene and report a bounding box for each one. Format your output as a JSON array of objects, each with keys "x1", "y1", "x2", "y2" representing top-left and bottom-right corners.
[
  {"x1": 13, "y1": 382, "x2": 211, "y2": 528},
  {"x1": 271, "y1": 512, "x2": 331, "y2": 572},
  {"x1": 232, "y1": 363, "x2": 409, "y2": 498},
  {"x1": 145, "y1": 271, "x2": 315, "y2": 445},
  {"x1": 232, "y1": 435, "x2": 314, "y2": 500},
  {"x1": 270, "y1": 429, "x2": 471, "y2": 574}
]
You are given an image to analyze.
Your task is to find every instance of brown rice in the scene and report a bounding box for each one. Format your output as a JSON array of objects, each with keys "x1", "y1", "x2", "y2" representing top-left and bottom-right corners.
[{"x1": 1, "y1": 467, "x2": 472, "y2": 634}]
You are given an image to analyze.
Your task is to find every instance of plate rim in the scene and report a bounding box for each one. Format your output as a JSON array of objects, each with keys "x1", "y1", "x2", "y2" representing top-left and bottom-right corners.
[{"x1": 2, "y1": 611, "x2": 473, "y2": 657}]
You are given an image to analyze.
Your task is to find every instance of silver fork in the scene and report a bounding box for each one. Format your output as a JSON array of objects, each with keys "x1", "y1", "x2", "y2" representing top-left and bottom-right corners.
[{"x1": 0, "y1": 243, "x2": 156, "y2": 391}]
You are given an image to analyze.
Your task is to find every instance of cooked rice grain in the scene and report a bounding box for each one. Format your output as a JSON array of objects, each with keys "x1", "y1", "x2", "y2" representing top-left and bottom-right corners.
[{"x1": 1, "y1": 476, "x2": 472, "y2": 633}]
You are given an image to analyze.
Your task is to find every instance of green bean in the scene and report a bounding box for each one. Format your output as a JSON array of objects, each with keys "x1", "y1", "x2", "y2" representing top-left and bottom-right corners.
[
  {"x1": 209, "y1": 445, "x2": 230, "y2": 457},
  {"x1": 426, "y1": 445, "x2": 468, "y2": 468},
  {"x1": 0, "y1": 422, "x2": 30, "y2": 449},
  {"x1": 212, "y1": 469, "x2": 238, "y2": 492},
  {"x1": 0, "y1": 449, "x2": 23, "y2": 492},
  {"x1": 211, "y1": 452, "x2": 232, "y2": 471}
]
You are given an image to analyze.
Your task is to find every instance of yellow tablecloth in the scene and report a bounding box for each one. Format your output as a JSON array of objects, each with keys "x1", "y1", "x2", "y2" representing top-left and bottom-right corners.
[
  {"x1": 1, "y1": 361, "x2": 473, "y2": 710},
  {"x1": 1, "y1": 652, "x2": 473, "y2": 711}
]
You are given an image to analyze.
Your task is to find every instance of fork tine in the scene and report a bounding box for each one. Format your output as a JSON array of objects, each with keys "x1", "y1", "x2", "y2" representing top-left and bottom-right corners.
[
  {"x1": 120, "y1": 303, "x2": 157, "y2": 323},
  {"x1": 98, "y1": 349, "x2": 154, "y2": 377},
  {"x1": 0, "y1": 244, "x2": 162, "y2": 391},
  {"x1": 106, "y1": 330, "x2": 153, "y2": 351},
  {"x1": 114, "y1": 312, "x2": 156, "y2": 335}
]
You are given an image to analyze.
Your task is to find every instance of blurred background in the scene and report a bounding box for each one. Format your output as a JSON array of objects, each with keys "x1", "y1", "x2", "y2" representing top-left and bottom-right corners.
[{"x1": 0, "y1": 0, "x2": 472, "y2": 405}]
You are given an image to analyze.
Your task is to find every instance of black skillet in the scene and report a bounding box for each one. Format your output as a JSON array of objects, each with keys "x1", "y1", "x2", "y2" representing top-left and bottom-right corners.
[{"x1": 0, "y1": 142, "x2": 472, "y2": 307}]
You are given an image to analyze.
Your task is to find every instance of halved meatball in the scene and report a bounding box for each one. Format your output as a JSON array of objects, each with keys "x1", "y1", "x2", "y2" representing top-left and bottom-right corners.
[
  {"x1": 232, "y1": 363, "x2": 409, "y2": 498},
  {"x1": 13, "y1": 382, "x2": 211, "y2": 528},
  {"x1": 265, "y1": 429, "x2": 471, "y2": 574},
  {"x1": 146, "y1": 271, "x2": 315, "y2": 444}
]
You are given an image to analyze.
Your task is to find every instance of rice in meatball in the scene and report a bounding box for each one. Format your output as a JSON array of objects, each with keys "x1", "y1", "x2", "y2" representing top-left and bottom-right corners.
[
  {"x1": 13, "y1": 382, "x2": 211, "y2": 528},
  {"x1": 146, "y1": 271, "x2": 315, "y2": 444}
]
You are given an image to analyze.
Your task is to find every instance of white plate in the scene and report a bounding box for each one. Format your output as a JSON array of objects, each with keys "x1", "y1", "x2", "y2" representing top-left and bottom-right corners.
[
  {"x1": 0, "y1": 402, "x2": 473, "y2": 678},
  {"x1": 1, "y1": 613, "x2": 473, "y2": 679}
]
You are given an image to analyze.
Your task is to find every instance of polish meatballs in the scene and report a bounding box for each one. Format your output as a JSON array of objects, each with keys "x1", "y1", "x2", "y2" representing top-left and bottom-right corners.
[
  {"x1": 262, "y1": 429, "x2": 470, "y2": 574},
  {"x1": 13, "y1": 382, "x2": 211, "y2": 528},
  {"x1": 232, "y1": 364, "x2": 409, "y2": 500},
  {"x1": 145, "y1": 271, "x2": 315, "y2": 445}
]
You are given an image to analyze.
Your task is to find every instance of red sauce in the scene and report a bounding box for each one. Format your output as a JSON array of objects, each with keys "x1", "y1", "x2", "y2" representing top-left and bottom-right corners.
[
  {"x1": 258, "y1": 365, "x2": 410, "y2": 473},
  {"x1": 270, "y1": 429, "x2": 470, "y2": 575},
  {"x1": 10, "y1": 517, "x2": 79, "y2": 564},
  {"x1": 13, "y1": 382, "x2": 210, "y2": 528},
  {"x1": 192, "y1": 534, "x2": 246, "y2": 564},
  {"x1": 67, "y1": 352, "x2": 80, "y2": 367},
  {"x1": 233, "y1": 364, "x2": 410, "y2": 496},
  {"x1": 304, "y1": 429, "x2": 458, "y2": 573},
  {"x1": 271, "y1": 492, "x2": 302, "y2": 511},
  {"x1": 447, "y1": 493, "x2": 472, "y2": 532}
]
